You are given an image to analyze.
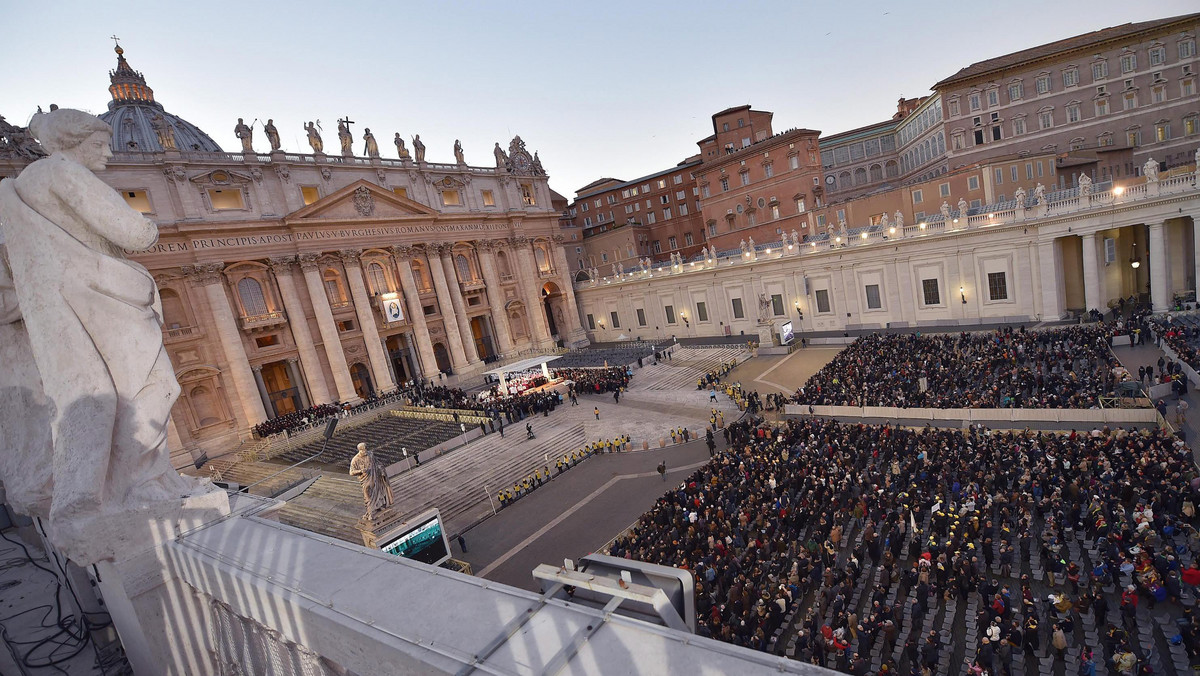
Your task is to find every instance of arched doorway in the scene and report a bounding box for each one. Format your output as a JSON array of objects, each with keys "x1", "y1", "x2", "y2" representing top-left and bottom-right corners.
[
  {"x1": 261, "y1": 360, "x2": 302, "y2": 417},
  {"x1": 350, "y1": 362, "x2": 374, "y2": 400},
  {"x1": 541, "y1": 282, "x2": 563, "y2": 340},
  {"x1": 470, "y1": 316, "x2": 495, "y2": 362},
  {"x1": 432, "y1": 342, "x2": 452, "y2": 374},
  {"x1": 385, "y1": 334, "x2": 415, "y2": 385}
]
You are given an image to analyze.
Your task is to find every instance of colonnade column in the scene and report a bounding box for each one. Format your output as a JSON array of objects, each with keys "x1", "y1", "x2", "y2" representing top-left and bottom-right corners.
[
  {"x1": 286, "y1": 358, "x2": 310, "y2": 409},
  {"x1": 438, "y1": 244, "x2": 482, "y2": 367},
  {"x1": 251, "y1": 365, "x2": 274, "y2": 418},
  {"x1": 476, "y1": 240, "x2": 515, "y2": 356},
  {"x1": 297, "y1": 254, "x2": 360, "y2": 402},
  {"x1": 1149, "y1": 221, "x2": 1171, "y2": 312},
  {"x1": 509, "y1": 236, "x2": 554, "y2": 347},
  {"x1": 425, "y1": 244, "x2": 470, "y2": 370},
  {"x1": 391, "y1": 247, "x2": 441, "y2": 381},
  {"x1": 1192, "y1": 216, "x2": 1200, "y2": 299},
  {"x1": 551, "y1": 234, "x2": 586, "y2": 342},
  {"x1": 268, "y1": 256, "x2": 330, "y2": 406},
  {"x1": 1081, "y1": 233, "x2": 1103, "y2": 314},
  {"x1": 185, "y1": 263, "x2": 269, "y2": 426},
  {"x1": 340, "y1": 249, "x2": 397, "y2": 394}
]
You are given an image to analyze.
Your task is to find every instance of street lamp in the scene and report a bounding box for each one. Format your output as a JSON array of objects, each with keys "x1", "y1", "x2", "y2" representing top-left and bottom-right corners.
[
  {"x1": 1130, "y1": 242, "x2": 1141, "y2": 269},
  {"x1": 680, "y1": 309, "x2": 690, "y2": 328},
  {"x1": 960, "y1": 286, "x2": 967, "y2": 304},
  {"x1": 794, "y1": 301, "x2": 804, "y2": 319}
]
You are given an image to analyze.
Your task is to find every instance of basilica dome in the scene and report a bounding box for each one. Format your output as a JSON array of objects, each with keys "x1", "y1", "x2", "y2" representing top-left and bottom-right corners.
[{"x1": 98, "y1": 44, "x2": 223, "y2": 154}]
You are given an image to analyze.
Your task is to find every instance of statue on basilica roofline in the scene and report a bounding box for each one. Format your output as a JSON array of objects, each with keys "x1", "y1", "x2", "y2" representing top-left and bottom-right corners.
[
  {"x1": 1014, "y1": 186, "x2": 1027, "y2": 207},
  {"x1": 412, "y1": 134, "x2": 426, "y2": 162},
  {"x1": 957, "y1": 198, "x2": 968, "y2": 218},
  {"x1": 939, "y1": 201, "x2": 952, "y2": 221},
  {"x1": 363, "y1": 128, "x2": 380, "y2": 158},
  {"x1": 337, "y1": 118, "x2": 354, "y2": 156},
  {"x1": 234, "y1": 117, "x2": 253, "y2": 153},
  {"x1": 304, "y1": 121, "x2": 323, "y2": 153},
  {"x1": 1033, "y1": 183, "x2": 1046, "y2": 204},
  {"x1": 532, "y1": 151, "x2": 544, "y2": 175},
  {"x1": 264, "y1": 119, "x2": 281, "y2": 151},
  {"x1": 394, "y1": 133, "x2": 410, "y2": 159},
  {"x1": 454, "y1": 139, "x2": 466, "y2": 164},
  {"x1": 494, "y1": 142, "x2": 509, "y2": 169},
  {"x1": 893, "y1": 211, "x2": 903, "y2": 229},
  {"x1": 0, "y1": 108, "x2": 208, "y2": 565}
]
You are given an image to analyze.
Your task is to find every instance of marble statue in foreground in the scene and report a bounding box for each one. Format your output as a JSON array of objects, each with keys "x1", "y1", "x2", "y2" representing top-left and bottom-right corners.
[{"x1": 0, "y1": 108, "x2": 206, "y2": 565}]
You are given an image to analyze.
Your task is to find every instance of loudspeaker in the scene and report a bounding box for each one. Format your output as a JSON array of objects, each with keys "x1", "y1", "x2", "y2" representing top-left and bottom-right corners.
[{"x1": 323, "y1": 417, "x2": 339, "y2": 440}]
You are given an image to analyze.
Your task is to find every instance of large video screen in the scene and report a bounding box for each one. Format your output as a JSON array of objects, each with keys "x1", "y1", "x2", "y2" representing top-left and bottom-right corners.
[
  {"x1": 378, "y1": 512, "x2": 450, "y2": 565},
  {"x1": 778, "y1": 321, "x2": 794, "y2": 345}
]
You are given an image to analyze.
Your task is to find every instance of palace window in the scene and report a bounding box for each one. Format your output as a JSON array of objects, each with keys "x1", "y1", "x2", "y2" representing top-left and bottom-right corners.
[
  {"x1": 367, "y1": 262, "x2": 389, "y2": 294},
  {"x1": 1092, "y1": 61, "x2": 1108, "y2": 81},
  {"x1": 731, "y1": 298, "x2": 744, "y2": 319},
  {"x1": 815, "y1": 289, "x2": 831, "y2": 314},
  {"x1": 636, "y1": 308, "x2": 646, "y2": 326},
  {"x1": 1063, "y1": 68, "x2": 1079, "y2": 87},
  {"x1": 208, "y1": 188, "x2": 245, "y2": 210},
  {"x1": 521, "y1": 184, "x2": 536, "y2": 206},
  {"x1": 921, "y1": 279, "x2": 940, "y2": 306},
  {"x1": 441, "y1": 190, "x2": 461, "y2": 206},
  {"x1": 122, "y1": 189, "x2": 153, "y2": 214},
  {"x1": 1149, "y1": 46, "x2": 1166, "y2": 66},
  {"x1": 864, "y1": 284, "x2": 882, "y2": 310},
  {"x1": 302, "y1": 186, "x2": 320, "y2": 204},
  {"x1": 987, "y1": 272, "x2": 1008, "y2": 301},
  {"x1": 696, "y1": 302, "x2": 708, "y2": 322},
  {"x1": 664, "y1": 305, "x2": 676, "y2": 324},
  {"x1": 1035, "y1": 75, "x2": 1051, "y2": 94},
  {"x1": 1181, "y1": 39, "x2": 1196, "y2": 59},
  {"x1": 1120, "y1": 53, "x2": 1136, "y2": 73},
  {"x1": 610, "y1": 312, "x2": 620, "y2": 329},
  {"x1": 481, "y1": 190, "x2": 495, "y2": 206},
  {"x1": 1008, "y1": 83, "x2": 1023, "y2": 101}
]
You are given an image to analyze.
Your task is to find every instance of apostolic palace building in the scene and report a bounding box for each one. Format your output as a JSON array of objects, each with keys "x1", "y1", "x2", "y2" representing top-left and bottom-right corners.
[{"x1": 2, "y1": 14, "x2": 1200, "y2": 470}]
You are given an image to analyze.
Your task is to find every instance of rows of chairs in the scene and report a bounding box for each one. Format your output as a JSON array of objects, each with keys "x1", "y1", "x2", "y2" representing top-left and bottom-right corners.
[{"x1": 270, "y1": 416, "x2": 464, "y2": 469}]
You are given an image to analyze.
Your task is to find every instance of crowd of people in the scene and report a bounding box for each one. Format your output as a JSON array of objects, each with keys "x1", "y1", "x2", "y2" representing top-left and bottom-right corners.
[
  {"x1": 793, "y1": 325, "x2": 1125, "y2": 409},
  {"x1": 607, "y1": 415, "x2": 1200, "y2": 673},
  {"x1": 1148, "y1": 314, "x2": 1200, "y2": 380},
  {"x1": 251, "y1": 403, "x2": 342, "y2": 438},
  {"x1": 555, "y1": 366, "x2": 631, "y2": 395},
  {"x1": 497, "y1": 436, "x2": 631, "y2": 508},
  {"x1": 697, "y1": 358, "x2": 740, "y2": 390}
]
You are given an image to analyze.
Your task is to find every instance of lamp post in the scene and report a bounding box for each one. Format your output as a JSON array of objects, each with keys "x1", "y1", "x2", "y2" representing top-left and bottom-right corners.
[{"x1": 960, "y1": 286, "x2": 967, "y2": 305}]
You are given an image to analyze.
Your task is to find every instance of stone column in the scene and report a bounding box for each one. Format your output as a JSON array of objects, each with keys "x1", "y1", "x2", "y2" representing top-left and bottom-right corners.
[
  {"x1": 439, "y1": 245, "x2": 482, "y2": 367},
  {"x1": 1192, "y1": 217, "x2": 1200, "y2": 300},
  {"x1": 510, "y1": 236, "x2": 554, "y2": 347},
  {"x1": 269, "y1": 257, "x2": 331, "y2": 406},
  {"x1": 251, "y1": 365, "x2": 274, "y2": 418},
  {"x1": 185, "y1": 263, "x2": 269, "y2": 426},
  {"x1": 1149, "y1": 221, "x2": 1171, "y2": 312},
  {"x1": 341, "y1": 249, "x2": 397, "y2": 394},
  {"x1": 298, "y1": 254, "x2": 359, "y2": 402},
  {"x1": 1081, "y1": 233, "x2": 1103, "y2": 314},
  {"x1": 392, "y1": 247, "x2": 440, "y2": 380},
  {"x1": 551, "y1": 234, "x2": 587, "y2": 344},
  {"x1": 286, "y1": 358, "x2": 310, "y2": 409},
  {"x1": 426, "y1": 244, "x2": 470, "y2": 370},
  {"x1": 476, "y1": 240, "x2": 515, "y2": 356}
]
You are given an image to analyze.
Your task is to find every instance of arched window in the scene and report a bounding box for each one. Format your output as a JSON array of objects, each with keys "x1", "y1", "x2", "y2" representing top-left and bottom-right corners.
[
  {"x1": 534, "y1": 247, "x2": 549, "y2": 272},
  {"x1": 885, "y1": 160, "x2": 899, "y2": 178},
  {"x1": 366, "y1": 262, "x2": 388, "y2": 294},
  {"x1": 237, "y1": 277, "x2": 268, "y2": 316},
  {"x1": 854, "y1": 168, "x2": 867, "y2": 185},
  {"x1": 322, "y1": 270, "x2": 345, "y2": 303},
  {"x1": 455, "y1": 254, "x2": 472, "y2": 281},
  {"x1": 159, "y1": 289, "x2": 188, "y2": 329},
  {"x1": 838, "y1": 172, "x2": 851, "y2": 189},
  {"x1": 869, "y1": 164, "x2": 883, "y2": 182}
]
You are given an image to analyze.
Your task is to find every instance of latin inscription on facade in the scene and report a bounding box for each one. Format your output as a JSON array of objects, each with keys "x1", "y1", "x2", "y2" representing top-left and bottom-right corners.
[{"x1": 129, "y1": 223, "x2": 513, "y2": 255}]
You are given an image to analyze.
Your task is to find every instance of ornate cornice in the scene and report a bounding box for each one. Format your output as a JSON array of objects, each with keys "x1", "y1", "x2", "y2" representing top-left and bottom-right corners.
[
  {"x1": 297, "y1": 253, "x2": 323, "y2": 271},
  {"x1": 268, "y1": 256, "x2": 297, "y2": 274},
  {"x1": 428, "y1": 241, "x2": 452, "y2": 256},
  {"x1": 183, "y1": 262, "x2": 225, "y2": 285},
  {"x1": 390, "y1": 245, "x2": 416, "y2": 259},
  {"x1": 507, "y1": 235, "x2": 529, "y2": 248}
]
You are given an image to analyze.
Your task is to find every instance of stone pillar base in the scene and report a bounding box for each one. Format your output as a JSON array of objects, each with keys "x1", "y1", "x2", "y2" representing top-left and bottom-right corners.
[{"x1": 357, "y1": 507, "x2": 404, "y2": 549}]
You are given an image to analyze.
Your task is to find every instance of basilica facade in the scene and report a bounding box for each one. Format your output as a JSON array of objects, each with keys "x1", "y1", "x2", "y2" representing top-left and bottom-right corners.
[{"x1": 0, "y1": 46, "x2": 586, "y2": 467}]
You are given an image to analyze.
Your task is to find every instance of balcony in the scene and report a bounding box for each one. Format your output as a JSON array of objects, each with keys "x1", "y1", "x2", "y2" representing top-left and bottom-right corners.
[
  {"x1": 163, "y1": 325, "x2": 201, "y2": 344},
  {"x1": 536, "y1": 267, "x2": 557, "y2": 280},
  {"x1": 239, "y1": 310, "x2": 288, "y2": 331},
  {"x1": 329, "y1": 300, "x2": 354, "y2": 314},
  {"x1": 459, "y1": 278, "x2": 486, "y2": 293},
  {"x1": 499, "y1": 273, "x2": 514, "y2": 284}
]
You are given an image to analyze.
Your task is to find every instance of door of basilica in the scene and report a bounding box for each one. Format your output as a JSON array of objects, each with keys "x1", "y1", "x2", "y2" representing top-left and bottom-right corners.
[
  {"x1": 262, "y1": 360, "x2": 301, "y2": 417},
  {"x1": 350, "y1": 362, "x2": 375, "y2": 399}
]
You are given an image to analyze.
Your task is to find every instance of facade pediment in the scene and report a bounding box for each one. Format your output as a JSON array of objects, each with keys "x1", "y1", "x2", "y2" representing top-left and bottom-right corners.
[{"x1": 285, "y1": 179, "x2": 438, "y2": 223}]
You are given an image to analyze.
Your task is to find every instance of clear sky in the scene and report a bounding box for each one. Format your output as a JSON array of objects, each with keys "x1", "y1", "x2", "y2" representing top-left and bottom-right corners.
[{"x1": 4, "y1": 1, "x2": 1197, "y2": 199}]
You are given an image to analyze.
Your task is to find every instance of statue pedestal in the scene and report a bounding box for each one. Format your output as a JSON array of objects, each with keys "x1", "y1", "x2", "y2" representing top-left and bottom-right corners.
[
  {"x1": 756, "y1": 322, "x2": 775, "y2": 347},
  {"x1": 356, "y1": 507, "x2": 403, "y2": 549}
]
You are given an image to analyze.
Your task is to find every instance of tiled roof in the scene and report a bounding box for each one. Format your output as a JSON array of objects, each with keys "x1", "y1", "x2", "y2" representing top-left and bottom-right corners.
[{"x1": 933, "y1": 13, "x2": 1200, "y2": 89}]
